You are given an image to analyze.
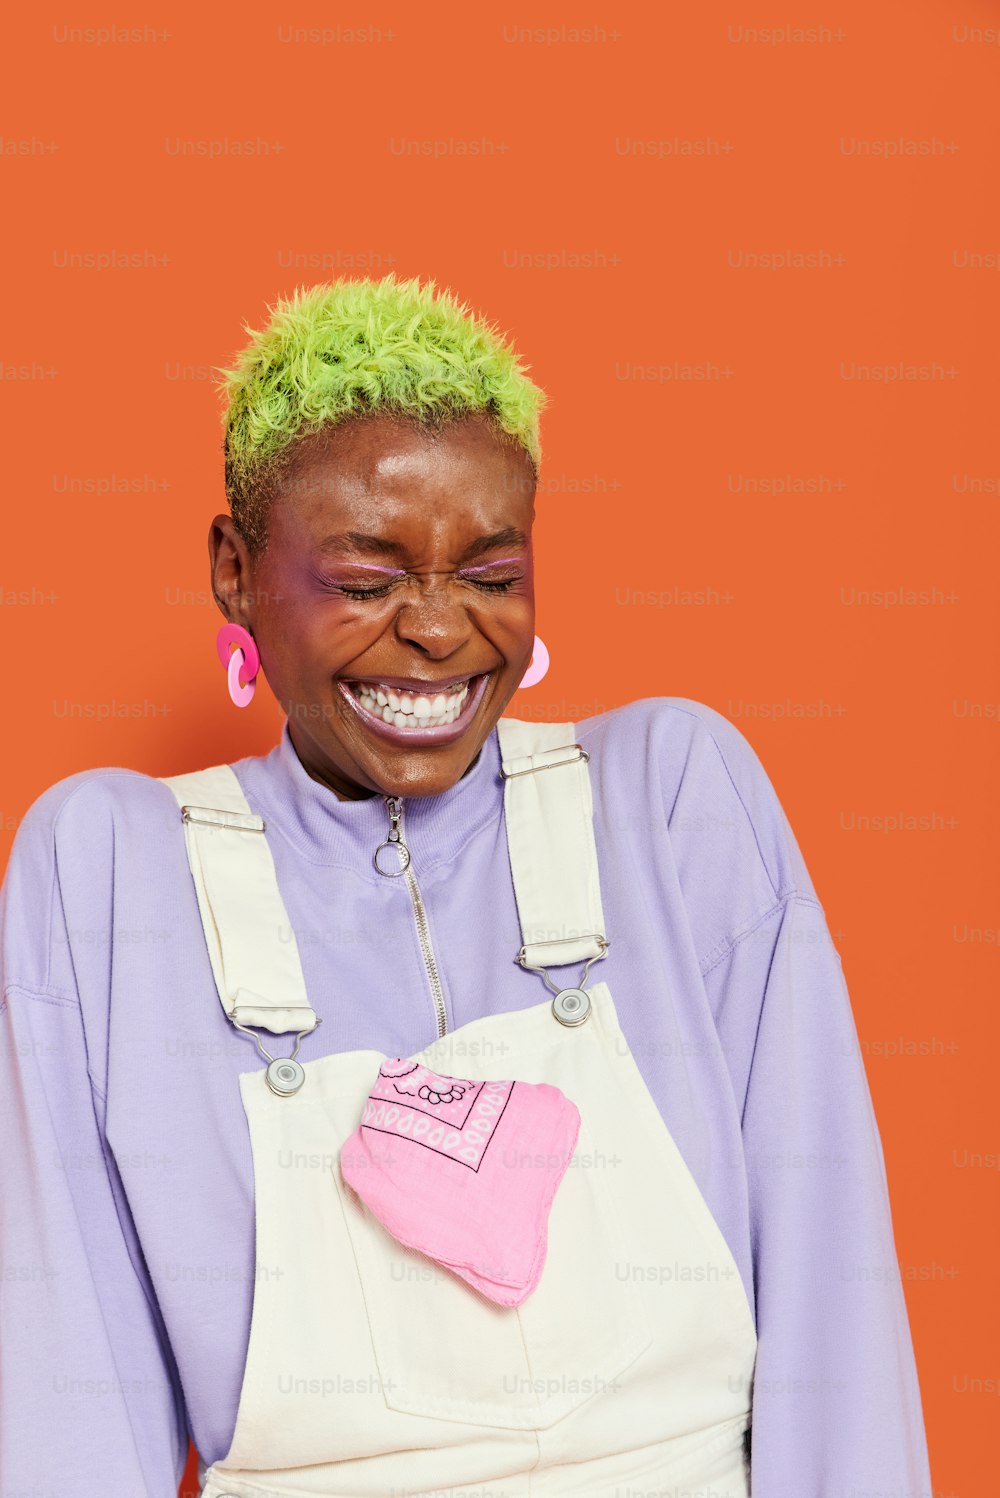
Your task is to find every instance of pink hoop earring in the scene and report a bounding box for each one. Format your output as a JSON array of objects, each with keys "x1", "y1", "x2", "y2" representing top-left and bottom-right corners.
[
  {"x1": 518, "y1": 635, "x2": 549, "y2": 690},
  {"x1": 216, "y1": 623, "x2": 260, "y2": 709}
]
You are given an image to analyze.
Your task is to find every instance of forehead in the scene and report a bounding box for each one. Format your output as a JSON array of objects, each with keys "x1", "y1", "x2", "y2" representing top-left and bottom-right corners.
[{"x1": 277, "y1": 412, "x2": 534, "y2": 515}]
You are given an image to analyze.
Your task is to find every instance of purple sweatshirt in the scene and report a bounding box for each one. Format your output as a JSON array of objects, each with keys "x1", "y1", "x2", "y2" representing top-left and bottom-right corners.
[{"x1": 0, "y1": 696, "x2": 932, "y2": 1496}]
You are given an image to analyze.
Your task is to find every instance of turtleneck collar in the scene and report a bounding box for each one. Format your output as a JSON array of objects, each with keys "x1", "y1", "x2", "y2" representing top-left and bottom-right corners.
[{"x1": 232, "y1": 717, "x2": 506, "y2": 879}]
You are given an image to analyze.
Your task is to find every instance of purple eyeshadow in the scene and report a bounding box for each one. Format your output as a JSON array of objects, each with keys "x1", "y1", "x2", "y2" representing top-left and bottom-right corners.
[
  {"x1": 332, "y1": 556, "x2": 524, "y2": 576},
  {"x1": 457, "y1": 556, "x2": 525, "y2": 574}
]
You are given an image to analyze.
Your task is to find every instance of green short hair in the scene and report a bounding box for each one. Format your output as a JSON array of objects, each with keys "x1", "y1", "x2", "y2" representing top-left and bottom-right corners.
[{"x1": 215, "y1": 273, "x2": 547, "y2": 555}]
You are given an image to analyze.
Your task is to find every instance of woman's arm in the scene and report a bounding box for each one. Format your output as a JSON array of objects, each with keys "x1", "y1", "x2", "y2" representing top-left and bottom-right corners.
[
  {"x1": 0, "y1": 786, "x2": 189, "y2": 1497},
  {"x1": 651, "y1": 698, "x2": 933, "y2": 1493},
  {"x1": 703, "y1": 883, "x2": 933, "y2": 1494}
]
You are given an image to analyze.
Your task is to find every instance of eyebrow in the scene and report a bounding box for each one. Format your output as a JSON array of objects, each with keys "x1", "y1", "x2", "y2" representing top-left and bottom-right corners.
[{"x1": 316, "y1": 526, "x2": 528, "y2": 563}]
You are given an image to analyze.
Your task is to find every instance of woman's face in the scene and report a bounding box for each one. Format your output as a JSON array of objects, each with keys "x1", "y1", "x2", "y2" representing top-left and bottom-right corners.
[{"x1": 209, "y1": 412, "x2": 538, "y2": 801}]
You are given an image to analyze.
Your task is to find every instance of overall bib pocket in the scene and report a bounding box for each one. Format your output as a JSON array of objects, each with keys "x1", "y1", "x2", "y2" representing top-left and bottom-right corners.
[{"x1": 331, "y1": 1115, "x2": 653, "y2": 1431}]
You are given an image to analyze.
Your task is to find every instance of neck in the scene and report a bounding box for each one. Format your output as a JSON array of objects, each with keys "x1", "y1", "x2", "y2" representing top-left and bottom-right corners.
[{"x1": 286, "y1": 723, "x2": 483, "y2": 803}]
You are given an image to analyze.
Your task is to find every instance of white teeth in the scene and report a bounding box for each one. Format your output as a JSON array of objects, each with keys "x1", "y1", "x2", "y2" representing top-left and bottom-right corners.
[{"x1": 349, "y1": 678, "x2": 473, "y2": 730}]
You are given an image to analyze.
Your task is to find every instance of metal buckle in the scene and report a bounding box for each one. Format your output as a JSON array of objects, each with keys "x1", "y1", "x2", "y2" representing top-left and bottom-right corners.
[
  {"x1": 516, "y1": 933, "x2": 610, "y2": 994},
  {"x1": 181, "y1": 804, "x2": 266, "y2": 833},
  {"x1": 229, "y1": 1004, "x2": 317, "y2": 1024},
  {"x1": 517, "y1": 935, "x2": 610, "y2": 1029},
  {"x1": 227, "y1": 1012, "x2": 323, "y2": 1097},
  {"x1": 499, "y1": 744, "x2": 590, "y2": 779}
]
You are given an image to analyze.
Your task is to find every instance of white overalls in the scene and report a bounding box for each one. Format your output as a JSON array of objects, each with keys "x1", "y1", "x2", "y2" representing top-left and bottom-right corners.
[{"x1": 160, "y1": 717, "x2": 758, "y2": 1498}]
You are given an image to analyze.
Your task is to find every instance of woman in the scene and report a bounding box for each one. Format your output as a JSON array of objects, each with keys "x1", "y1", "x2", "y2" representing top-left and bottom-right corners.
[{"x1": 0, "y1": 275, "x2": 931, "y2": 1496}]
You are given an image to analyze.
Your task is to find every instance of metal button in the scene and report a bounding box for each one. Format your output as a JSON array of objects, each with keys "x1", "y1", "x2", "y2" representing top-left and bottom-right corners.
[
  {"x1": 265, "y1": 1057, "x2": 306, "y2": 1096},
  {"x1": 552, "y1": 988, "x2": 592, "y2": 1027}
]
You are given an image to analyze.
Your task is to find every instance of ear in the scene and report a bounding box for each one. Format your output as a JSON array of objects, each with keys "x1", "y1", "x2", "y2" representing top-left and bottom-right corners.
[{"x1": 208, "y1": 514, "x2": 255, "y2": 624}]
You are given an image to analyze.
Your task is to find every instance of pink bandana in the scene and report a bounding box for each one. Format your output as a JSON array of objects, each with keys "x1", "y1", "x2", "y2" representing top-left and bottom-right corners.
[{"x1": 339, "y1": 1058, "x2": 581, "y2": 1307}]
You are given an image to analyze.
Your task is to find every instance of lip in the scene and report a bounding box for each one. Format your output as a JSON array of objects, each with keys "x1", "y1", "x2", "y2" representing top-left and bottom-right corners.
[
  {"x1": 336, "y1": 671, "x2": 491, "y2": 748},
  {"x1": 340, "y1": 672, "x2": 474, "y2": 693}
]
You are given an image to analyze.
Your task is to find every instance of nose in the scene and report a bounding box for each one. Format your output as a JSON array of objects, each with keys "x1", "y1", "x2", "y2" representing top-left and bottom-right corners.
[{"x1": 392, "y1": 585, "x2": 478, "y2": 658}]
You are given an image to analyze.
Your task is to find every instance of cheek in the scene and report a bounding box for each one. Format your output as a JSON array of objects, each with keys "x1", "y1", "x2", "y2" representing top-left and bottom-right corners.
[
  {"x1": 281, "y1": 598, "x2": 397, "y2": 674},
  {"x1": 494, "y1": 595, "x2": 535, "y2": 634},
  {"x1": 473, "y1": 604, "x2": 535, "y2": 668}
]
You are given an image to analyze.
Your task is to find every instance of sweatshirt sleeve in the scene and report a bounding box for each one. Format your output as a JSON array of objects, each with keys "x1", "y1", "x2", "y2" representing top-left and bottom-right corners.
[
  {"x1": 700, "y1": 833, "x2": 933, "y2": 1490},
  {"x1": 0, "y1": 780, "x2": 188, "y2": 1496}
]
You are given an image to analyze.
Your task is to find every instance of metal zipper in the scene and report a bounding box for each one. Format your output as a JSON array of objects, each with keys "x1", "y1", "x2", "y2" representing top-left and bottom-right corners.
[{"x1": 379, "y1": 796, "x2": 449, "y2": 1040}]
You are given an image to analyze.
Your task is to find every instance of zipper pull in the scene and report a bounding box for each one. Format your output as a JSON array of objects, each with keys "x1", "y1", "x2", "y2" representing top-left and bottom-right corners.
[{"x1": 374, "y1": 795, "x2": 412, "y2": 876}]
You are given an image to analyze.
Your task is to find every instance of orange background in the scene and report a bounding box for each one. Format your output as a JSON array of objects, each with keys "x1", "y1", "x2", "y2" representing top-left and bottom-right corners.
[{"x1": 3, "y1": 3, "x2": 997, "y2": 1492}]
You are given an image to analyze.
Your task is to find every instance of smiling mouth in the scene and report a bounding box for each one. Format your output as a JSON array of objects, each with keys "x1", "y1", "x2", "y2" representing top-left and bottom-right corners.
[
  {"x1": 335, "y1": 671, "x2": 492, "y2": 744},
  {"x1": 346, "y1": 677, "x2": 472, "y2": 729}
]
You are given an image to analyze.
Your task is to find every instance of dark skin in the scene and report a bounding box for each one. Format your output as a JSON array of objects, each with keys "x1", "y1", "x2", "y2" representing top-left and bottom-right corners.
[{"x1": 208, "y1": 411, "x2": 538, "y2": 802}]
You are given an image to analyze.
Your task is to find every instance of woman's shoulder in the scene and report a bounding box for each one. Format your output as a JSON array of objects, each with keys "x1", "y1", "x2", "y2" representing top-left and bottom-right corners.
[
  {"x1": 575, "y1": 694, "x2": 819, "y2": 910},
  {"x1": 1, "y1": 767, "x2": 188, "y2": 1002},
  {"x1": 575, "y1": 693, "x2": 778, "y2": 788},
  {"x1": 12, "y1": 763, "x2": 195, "y2": 859},
  {"x1": 576, "y1": 693, "x2": 752, "y2": 751}
]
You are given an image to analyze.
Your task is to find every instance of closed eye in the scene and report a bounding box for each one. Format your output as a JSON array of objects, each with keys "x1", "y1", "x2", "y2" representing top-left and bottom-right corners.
[{"x1": 335, "y1": 575, "x2": 521, "y2": 601}]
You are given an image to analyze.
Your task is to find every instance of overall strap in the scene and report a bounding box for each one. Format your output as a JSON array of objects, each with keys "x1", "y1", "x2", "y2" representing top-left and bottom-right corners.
[
  {"x1": 159, "y1": 765, "x2": 318, "y2": 1036},
  {"x1": 494, "y1": 717, "x2": 608, "y2": 976}
]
